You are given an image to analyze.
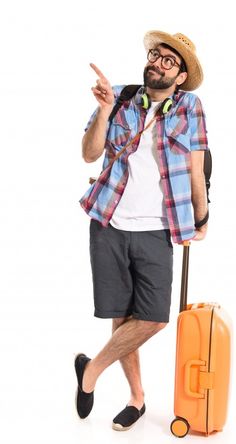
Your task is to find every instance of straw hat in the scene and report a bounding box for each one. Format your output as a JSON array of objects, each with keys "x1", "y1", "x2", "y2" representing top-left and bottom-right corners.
[{"x1": 143, "y1": 30, "x2": 203, "y2": 91}]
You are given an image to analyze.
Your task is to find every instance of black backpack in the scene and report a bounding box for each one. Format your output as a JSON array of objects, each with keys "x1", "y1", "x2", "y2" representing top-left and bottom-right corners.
[{"x1": 108, "y1": 85, "x2": 212, "y2": 227}]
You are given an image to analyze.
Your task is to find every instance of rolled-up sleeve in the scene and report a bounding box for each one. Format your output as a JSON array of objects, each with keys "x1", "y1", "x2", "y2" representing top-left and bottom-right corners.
[{"x1": 189, "y1": 97, "x2": 209, "y2": 151}]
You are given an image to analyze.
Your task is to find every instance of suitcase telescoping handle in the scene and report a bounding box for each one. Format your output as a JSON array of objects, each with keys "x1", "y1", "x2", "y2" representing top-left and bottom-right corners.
[{"x1": 179, "y1": 240, "x2": 191, "y2": 313}]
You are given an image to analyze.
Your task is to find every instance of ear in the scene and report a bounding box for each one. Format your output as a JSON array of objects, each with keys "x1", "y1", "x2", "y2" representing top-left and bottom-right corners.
[{"x1": 176, "y1": 71, "x2": 188, "y2": 86}]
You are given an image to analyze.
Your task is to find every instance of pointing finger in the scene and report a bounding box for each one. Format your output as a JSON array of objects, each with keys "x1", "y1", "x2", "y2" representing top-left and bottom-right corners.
[{"x1": 90, "y1": 63, "x2": 107, "y2": 80}]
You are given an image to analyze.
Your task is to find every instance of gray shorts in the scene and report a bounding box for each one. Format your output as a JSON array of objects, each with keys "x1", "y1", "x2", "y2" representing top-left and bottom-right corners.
[{"x1": 89, "y1": 219, "x2": 173, "y2": 323}]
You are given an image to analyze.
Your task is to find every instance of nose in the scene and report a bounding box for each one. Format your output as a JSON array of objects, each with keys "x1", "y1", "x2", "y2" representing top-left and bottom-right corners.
[
  {"x1": 147, "y1": 61, "x2": 164, "y2": 76},
  {"x1": 152, "y1": 56, "x2": 163, "y2": 69}
]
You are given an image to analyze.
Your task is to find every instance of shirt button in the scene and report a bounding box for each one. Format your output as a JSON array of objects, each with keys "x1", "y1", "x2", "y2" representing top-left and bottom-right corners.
[
  {"x1": 115, "y1": 200, "x2": 118, "y2": 204},
  {"x1": 161, "y1": 174, "x2": 166, "y2": 179}
]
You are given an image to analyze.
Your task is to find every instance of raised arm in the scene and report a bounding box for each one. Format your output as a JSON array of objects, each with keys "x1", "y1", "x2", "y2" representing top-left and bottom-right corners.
[{"x1": 82, "y1": 64, "x2": 115, "y2": 163}]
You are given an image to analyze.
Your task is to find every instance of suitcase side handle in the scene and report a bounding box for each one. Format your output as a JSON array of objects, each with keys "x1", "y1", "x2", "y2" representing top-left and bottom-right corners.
[{"x1": 184, "y1": 359, "x2": 205, "y2": 399}]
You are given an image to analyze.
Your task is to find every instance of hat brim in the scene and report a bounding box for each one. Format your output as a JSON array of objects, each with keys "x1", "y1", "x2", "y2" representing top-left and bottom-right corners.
[{"x1": 143, "y1": 31, "x2": 203, "y2": 91}]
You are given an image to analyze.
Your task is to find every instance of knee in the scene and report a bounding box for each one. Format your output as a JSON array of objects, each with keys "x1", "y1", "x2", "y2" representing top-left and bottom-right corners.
[
  {"x1": 112, "y1": 316, "x2": 131, "y2": 333},
  {"x1": 138, "y1": 320, "x2": 168, "y2": 334},
  {"x1": 155, "y1": 321, "x2": 168, "y2": 331}
]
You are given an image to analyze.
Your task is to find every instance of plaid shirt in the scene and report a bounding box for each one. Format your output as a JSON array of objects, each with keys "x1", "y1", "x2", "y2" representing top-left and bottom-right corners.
[{"x1": 80, "y1": 85, "x2": 209, "y2": 243}]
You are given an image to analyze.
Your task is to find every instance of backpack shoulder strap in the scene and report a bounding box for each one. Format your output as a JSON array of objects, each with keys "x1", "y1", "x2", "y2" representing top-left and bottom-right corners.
[
  {"x1": 204, "y1": 150, "x2": 212, "y2": 203},
  {"x1": 195, "y1": 149, "x2": 212, "y2": 228},
  {"x1": 108, "y1": 85, "x2": 141, "y2": 122}
]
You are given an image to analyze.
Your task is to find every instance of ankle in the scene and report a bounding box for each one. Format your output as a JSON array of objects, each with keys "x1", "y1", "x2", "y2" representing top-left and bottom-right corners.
[{"x1": 128, "y1": 391, "x2": 145, "y2": 410}]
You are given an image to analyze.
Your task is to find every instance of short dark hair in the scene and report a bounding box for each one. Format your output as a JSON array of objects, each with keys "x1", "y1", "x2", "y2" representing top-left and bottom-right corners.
[{"x1": 159, "y1": 43, "x2": 187, "y2": 73}]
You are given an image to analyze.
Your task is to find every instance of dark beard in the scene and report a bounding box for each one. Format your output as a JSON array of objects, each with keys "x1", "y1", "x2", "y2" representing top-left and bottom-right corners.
[{"x1": 143, "y1": 66, "x2": 178, "y2": 90}]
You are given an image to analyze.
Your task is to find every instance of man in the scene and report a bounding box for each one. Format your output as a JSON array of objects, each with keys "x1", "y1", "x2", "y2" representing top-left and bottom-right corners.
[{"x1": 76, "y1": 30, "x2": 209, "y2": 431}]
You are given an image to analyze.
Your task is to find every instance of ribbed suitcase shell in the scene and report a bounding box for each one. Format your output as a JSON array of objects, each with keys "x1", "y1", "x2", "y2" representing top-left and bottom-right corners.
[{"x1": 173, "y1": 301, "x2": 232, "y2": 436}]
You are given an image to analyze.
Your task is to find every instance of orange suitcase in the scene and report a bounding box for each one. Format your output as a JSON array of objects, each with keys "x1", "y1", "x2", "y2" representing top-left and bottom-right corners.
[{"x1": 170, "y1": 241, "x2": 232, "y2": 438}]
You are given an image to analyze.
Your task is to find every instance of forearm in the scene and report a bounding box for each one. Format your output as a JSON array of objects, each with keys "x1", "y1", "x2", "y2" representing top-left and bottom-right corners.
[
  {"x1": 191, "y1": 172, "x2": 208, "y2": 226},
  {"x1": 82, "y1": 107, "x2": 112, "y2": 163}
]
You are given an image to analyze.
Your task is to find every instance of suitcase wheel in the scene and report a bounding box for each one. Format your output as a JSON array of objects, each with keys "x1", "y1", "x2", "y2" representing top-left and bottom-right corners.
[{"x1": 170, "y1": 417, "x2": 190, "y2": 438}]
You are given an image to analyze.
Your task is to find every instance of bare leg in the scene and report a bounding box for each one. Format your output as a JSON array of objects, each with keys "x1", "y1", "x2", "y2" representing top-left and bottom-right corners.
[
  {"x1": 82, "y1": 318, "x2": 167, "y2": 395},
  {"x1": 112, "y1": 317, "x2": 144, "y2": 409}
]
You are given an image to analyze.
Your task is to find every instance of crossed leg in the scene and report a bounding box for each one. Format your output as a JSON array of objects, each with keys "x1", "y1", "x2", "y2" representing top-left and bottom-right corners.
[
  {"x1": 82, "y1": 316, "x2": 167, "y2": 403},
  {"x1": 112, "y1": 317, "x2": 144, "y2": 410}
]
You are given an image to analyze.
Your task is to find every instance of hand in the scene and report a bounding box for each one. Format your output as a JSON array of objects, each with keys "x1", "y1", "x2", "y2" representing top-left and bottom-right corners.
[
  {"x1": 192, "y1": 224, "x2": 208, "y2": 241},
  {"x1": 90, "y1": 63, "x2": 114, "y2": 110},
  {"x1": 177, "y1": 224, "x2": 208, "y2": 245}
]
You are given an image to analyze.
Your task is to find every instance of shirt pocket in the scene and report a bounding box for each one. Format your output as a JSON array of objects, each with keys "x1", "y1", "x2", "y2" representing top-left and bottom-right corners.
[
  {"x1": 165, "y1": 121, "x2": 190, "y2": 155},
  {"x1": 108, "y1": 108, "x2": 133, "y2": 151}
]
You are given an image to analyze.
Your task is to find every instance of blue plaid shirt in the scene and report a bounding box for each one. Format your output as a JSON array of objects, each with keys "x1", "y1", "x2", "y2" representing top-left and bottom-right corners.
[{"x1": 80, "y1": 86, "x2": 209, "y2": 243}]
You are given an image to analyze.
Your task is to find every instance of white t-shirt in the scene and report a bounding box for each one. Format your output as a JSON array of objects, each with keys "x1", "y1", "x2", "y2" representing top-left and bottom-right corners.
[{"x1": 110, "y1": 102, "x2": 169, "y2": 231}]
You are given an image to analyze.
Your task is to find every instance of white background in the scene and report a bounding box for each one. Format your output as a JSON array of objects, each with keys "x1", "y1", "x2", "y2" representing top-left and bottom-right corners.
[{"x1": 0, "y1": 1, "x2": 235, "y2": 443}]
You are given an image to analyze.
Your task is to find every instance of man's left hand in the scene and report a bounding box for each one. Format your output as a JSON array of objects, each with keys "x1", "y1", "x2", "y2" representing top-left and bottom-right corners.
[{"x1": 192, "y1": 224, "x2": 208, "y2": 241}]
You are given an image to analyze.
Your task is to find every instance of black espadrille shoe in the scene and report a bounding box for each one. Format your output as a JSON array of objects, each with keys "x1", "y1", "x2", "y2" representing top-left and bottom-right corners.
[
  {"x1": 112, "y1": 403, "x2": 146, "y2": 431},
  {"x1": 74, "y1": 353, "x2": 94, "y2": 419}
]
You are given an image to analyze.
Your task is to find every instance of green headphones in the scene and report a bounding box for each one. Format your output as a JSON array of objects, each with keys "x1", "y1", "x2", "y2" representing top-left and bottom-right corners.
[{"x1": 140, "y1": 92, "x2": 173, "y2": 114}]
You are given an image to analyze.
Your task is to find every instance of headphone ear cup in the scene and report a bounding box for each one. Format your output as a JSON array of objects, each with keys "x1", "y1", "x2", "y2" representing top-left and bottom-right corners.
[
  {"x1": 134, "y1": 89, "x2": 152, "y2": 109},
  {"x1": 160, "y1": 98, "x2": 173, "y2": 114},
  {"x1": 141, "y1": 93, "x2": 151, "y2": 110}
]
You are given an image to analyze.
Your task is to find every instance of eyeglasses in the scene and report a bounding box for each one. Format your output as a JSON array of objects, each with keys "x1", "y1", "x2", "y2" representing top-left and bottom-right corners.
[{"x1": 147, "y1": 49, "x2": 181, "y2": 70}]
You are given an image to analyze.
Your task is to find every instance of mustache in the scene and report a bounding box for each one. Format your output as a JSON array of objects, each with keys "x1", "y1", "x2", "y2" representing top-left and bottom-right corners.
[{"x1": 145, "y1": 65, "x2": 164, "y2": 76}]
